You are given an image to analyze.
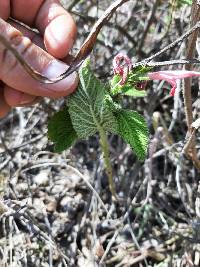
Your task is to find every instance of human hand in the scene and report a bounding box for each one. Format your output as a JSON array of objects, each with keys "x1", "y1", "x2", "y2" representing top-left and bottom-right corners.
[{"x1": 0, "y1": 0, "x2": 78, "y2": 118}]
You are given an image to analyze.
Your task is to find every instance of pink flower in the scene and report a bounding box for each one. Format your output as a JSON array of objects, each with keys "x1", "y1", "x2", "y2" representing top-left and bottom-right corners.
[
  {"x1": 113, "y1": 53, "x2": 200, "y2": 96},
  {"x1": 113, "y1": 53, "x2": 132, "y2": 85},
  {"x1": 148, "y1": 70, "x2": 200, "y2": 96}
]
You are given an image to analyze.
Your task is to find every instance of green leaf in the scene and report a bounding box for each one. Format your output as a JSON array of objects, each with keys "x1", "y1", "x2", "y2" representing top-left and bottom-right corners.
[
  {"x1": 104, "y1": 93, "x2": 121, "y2": 112},
  {"x1": 115, "y1": 110, "x2": 149, "y2": 160},
  {"x1": 124, "y1": 88, "x2": 147, "y2": 97},
  {"x1": 177, "y1": 0, "x2": 192, "y2": 6},
  {"x1": 68, "y1": 60, "x2": 118, "y2": 138},
  {"x1": 110, "y1": 65, "x2": 151, "y2": 96},
  {"x1": 48, "y1": 107, "x2": 77, "y2": 152}
]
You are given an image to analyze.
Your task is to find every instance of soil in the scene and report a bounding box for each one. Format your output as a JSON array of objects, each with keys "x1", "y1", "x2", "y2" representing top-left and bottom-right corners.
[{"x1": 1, "y1": 1, "x2": 200, "y2": 267}]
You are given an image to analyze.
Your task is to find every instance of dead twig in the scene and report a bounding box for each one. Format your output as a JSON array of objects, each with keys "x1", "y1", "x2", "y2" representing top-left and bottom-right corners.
[
  {"x1": 138, "y1": 21, "x2": 200, "y2": 65},
  {"x1": 183, "y1": 0, "x2": 200, "y2": 169},
  {"x1": 67, "y1": 0, "x2": 82, "y2": 11},
  {"x1": 71, "y1": 10, "x2": 137, "y2": 46},
  {"x1": 1, "y1": 1, "x2": 200, "y2": 85},
  {"x1": 137, "y1": 58, "x2": 200, "y2": 67}
]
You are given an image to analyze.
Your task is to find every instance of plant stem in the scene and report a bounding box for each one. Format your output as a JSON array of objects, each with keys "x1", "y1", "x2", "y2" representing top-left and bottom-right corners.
[
  {"x1": 99, "y1": 127, "x2": 117, "y2": 200},
  {"x1": 90, "y1": 106, "x2": 117, "y2": 200},
  {"x1": 139, "y1": 20, "x2": 200, "y2": 65},
  {"x1": 183, "y1": 0, "x2": 200, "y2": 169}
]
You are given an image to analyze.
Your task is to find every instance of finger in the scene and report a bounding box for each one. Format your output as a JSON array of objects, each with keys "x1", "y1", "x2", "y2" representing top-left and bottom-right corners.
[
  {"x1": 0, "y1": 88, "x2": 10, "y2": 118},
  {"x1": 4, "y1": 20, "x2": 44, "y2": 107},
  {"x1": 11, "y1": 0, "x2": 77, "y2": 58},
  {"x1": 0, "y1": 19, "x2": 78, "y2": 98},
  {"x1": 4, "y1": 85, "x2": 36, "y2": 107},
  {"x1": 4, "y1": 20, "x2": 54, "y2": 106},
  {"x1": 10, "y1": 0, "x2": 44, "y2": 25},
  {"x1": 38, "y1": 5, "x2": 77, "y2": 59},
  {"x1": 19, "y1": 96, "x2": 42, "y2": 107},
  {"x1": 10, "y1": 19, "x2": 75, "y2": 65},
  {"x1": 0, "y1": 1, "x2": 10, "y2": 20},
  {"x1": 8, "y1": 19, "x2": 46, "y2": 50}
]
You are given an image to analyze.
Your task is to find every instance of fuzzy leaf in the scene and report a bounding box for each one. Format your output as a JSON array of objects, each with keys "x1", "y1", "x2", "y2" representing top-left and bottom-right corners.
[
  {"x1": 48, "y1": 107, "x2": 77, "y2": 152},
  {"x1": 104, "y1": 93, "x2": 121, "y2": 112},
  {"x1": 111, "y1": 66, "x2": 151, "y2": 96},
  {"x1": 124, "y1": 88, "x2": 147, "y2": 97},
  {"x1": 115, "y1": 110, "x2": 149, "y2": 160},
  {"x1": 111, "y1": 75, "x2": 145, "y2": 96},
  {"x1": 68, "y1": 60, "x2": 118, "y2": 138}
]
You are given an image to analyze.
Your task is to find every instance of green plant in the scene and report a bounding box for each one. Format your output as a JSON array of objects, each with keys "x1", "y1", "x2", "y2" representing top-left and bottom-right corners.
[
  {"x1": 48, "y1": 59, "x2": 149, "y2": 198},
  {"x1": 177, "y1": 0, "x2": 192, "y2": 6}
]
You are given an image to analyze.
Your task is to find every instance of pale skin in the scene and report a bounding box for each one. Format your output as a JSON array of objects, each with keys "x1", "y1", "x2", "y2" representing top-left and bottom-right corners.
[{"x1": 0, "y1": 0, "x2": 79, "y2": 118}]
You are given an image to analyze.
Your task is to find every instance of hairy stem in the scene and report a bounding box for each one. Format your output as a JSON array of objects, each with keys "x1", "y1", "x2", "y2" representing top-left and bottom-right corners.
[
  {"x1": 99, "y1": 127, "x2": 117, "y2": 200},
  {"x1": 90, "y1": 106, "x2": 117, "y2": 200}
]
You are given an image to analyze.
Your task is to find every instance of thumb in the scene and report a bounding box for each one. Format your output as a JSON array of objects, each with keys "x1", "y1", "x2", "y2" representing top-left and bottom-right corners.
[{"x1": 0, "y1": 18, "x2": 78, "y2": 98}]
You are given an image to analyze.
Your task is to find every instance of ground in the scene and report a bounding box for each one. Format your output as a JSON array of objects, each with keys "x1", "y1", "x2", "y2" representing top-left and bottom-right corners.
[{"x1": 1, "y1": 1, "x2": 200, "y2": 266}]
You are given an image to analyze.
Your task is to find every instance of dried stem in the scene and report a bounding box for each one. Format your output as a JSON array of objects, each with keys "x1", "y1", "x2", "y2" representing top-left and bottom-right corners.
[
  {"x1": 63, "y1": 0, "x2": 130, "y2": 77},
  {"x1": 0, "y1": 0, "x2": 130, "y2": 83},
  {"x1": 134, "y1": 58, "x2": 200, "y2": 68},
  {"x1": 1, "y1": 1, "x2": 200, "y2": 85},
  {"x1": 183, "y1": 0, "x2": 200, "y2": 169},
  {"x1": 139, "y1": 21, "x2": 200, "y2": 64},
  {"x1": 0, "y1": 30, "x2": 52, "y2": 83},
  {"x1": 67, "y1": 0, "x2": 81, "y2": 11},
  {"x1": 184, "y1": 1, "x2": 200, "y2": 129},
  {"x1": 71, "y1": 10, "x2": 137, "y2": 46}
]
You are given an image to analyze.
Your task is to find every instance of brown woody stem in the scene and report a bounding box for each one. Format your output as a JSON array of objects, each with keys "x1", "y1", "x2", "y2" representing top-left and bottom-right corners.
[{"x1": 183, "y1": 0, "x2": 200, "y2": 169}]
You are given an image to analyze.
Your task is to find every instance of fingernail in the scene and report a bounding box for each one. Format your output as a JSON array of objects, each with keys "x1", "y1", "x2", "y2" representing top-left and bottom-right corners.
[
  {"x1": 19, "y1": 93, "x2": 36, "y2": 105},
  {"x1": 43, "y1": 60, "x2": 78, "y2": 97},
  {"x1": 19, "y1": 99, "x2": 35, "y2": 105}
]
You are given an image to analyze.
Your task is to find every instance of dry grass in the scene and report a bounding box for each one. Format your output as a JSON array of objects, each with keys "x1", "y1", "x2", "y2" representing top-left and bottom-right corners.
[{"x1": 0, "y1": 0, "x2": 200, "y2": 266}]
